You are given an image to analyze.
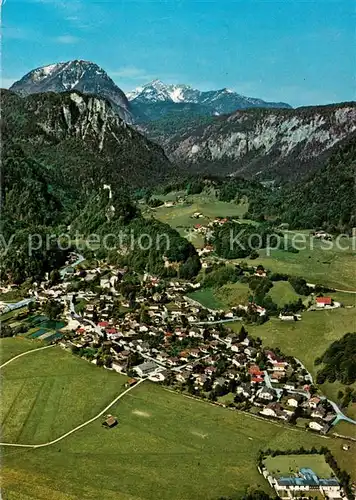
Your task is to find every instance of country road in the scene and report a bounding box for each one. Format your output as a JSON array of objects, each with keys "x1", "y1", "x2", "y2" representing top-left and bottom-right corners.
[{"x1": 0, "y1": 346, "x2": 145, "y2": 448}]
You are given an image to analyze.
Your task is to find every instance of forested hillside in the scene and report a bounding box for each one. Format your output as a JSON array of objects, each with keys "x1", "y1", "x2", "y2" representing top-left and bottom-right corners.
[
  {"x1": 157, "y1": 102, "x2": 356, "y2": 182},
  {"x1": 0, "y1": 90, "x2": 197, "y2": 283},
  {"x1": 247, "y1": 140, "x2": 356, "y2": 232}
]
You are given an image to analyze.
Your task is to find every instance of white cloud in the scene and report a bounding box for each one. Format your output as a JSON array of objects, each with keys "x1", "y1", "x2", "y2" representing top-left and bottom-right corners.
[
  {"x1": 110, "y1": 66, "x2": 153, "y2": 81},
  {"x1": 54, "y1": 35, "x2": 81, "y2": 45},
  {"x1": 34, "y1": 0, "x2": 100, "y2": 30}
]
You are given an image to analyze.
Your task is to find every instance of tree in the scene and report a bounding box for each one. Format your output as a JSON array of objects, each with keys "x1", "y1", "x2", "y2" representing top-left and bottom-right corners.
[
  {"x1": 337, "y1": 390, "x2": 344, "y2": 401},
  {"x1": 50, "y1": 269, "x2": 61, "y2": 285},
  {"x1": 43, "y1": 299, "x2": 63, "y2": 320}
]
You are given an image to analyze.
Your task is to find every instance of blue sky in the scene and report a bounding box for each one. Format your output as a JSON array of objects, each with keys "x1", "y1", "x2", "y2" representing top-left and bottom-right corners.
[{"x1": 1, "y1": 0, "x2": 355, "y2": 106}]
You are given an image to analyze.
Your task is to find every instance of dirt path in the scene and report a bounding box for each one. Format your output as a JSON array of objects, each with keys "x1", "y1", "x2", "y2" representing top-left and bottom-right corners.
[
  {"x1": 0, "y1": 346, "x2": 145, "y2": 448},
  {"x1": 0, "y1": 344, "x2": 55, "y2": 369}
]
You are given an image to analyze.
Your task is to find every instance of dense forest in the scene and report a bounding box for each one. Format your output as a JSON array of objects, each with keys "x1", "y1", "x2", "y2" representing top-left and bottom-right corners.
[
  {"x1": 247, "y1": 140, "x2": 356, "y2": 232},
  {"x1": 315, "y1": 333, "x2": 356, "y2": 385},
  {"x1": 0, "y1": 90, "x2": 200, "y2": 283}
]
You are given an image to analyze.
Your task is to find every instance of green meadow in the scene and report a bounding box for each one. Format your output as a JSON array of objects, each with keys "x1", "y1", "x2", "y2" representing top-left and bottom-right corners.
[
  {"x1": 266, "y1": 281, "x2": 301, "y2": 307},
  {"x1": 249, "y1": 233, "x2": 356, "y2": 291},
  {"x1": 188, "y1": 282, "x2": 250, "y2": 310},
  {"x1": 0, "y1": 337, "x2": 44, "y2": 365},
  {"x1": 0, "y1": 344, "x2": 127, "y2": 444},
  {"x1": 2, "y1": 380, "x2": 356, "y2": 500}
]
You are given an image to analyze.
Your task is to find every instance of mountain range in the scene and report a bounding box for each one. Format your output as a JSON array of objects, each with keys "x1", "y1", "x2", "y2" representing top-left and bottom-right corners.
[
  {"x1": 10, "y1": 61, "x2": 292, "y2": 125},
  {"x1": 128, "y1": 79, "x2": 292, "y2": 122},
  {"x1": 155, "y1": 102, "x2": 356, "y2": 182},
  {"x1": 7, "y1": 60, "x2": 356, "y2": 185},
  {"x1": 10, "y1": 60, "x2": 132, "y2": 123},
  {"x1": 1, "y1": 88, "x2": 172, "y2": 214}
]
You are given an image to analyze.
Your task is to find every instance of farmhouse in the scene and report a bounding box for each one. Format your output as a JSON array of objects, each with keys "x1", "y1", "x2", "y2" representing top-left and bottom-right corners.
[{"x1": 316, "y1": 297, "x2": 333, "y2": 308}]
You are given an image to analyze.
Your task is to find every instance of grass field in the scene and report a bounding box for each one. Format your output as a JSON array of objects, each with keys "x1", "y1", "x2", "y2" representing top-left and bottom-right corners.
[
  {"x1": 149, "y1": 195, "x2": 251, "y2": 249},
  {"x1": 334, "y1": 420, "x2": 356, "y2": 440},
  {"x1": 229, "y1": 307, "x2": 356, "y2": 404},
  {"x1": 187, "y1": 288, "x2": 224, "y2": 310},
  {"x1": 263, "y1": 454, "x2": 333, "y2": 478},
  {"x1": 2, "y1": 382, "x2": 356, "y2": 500},
  {"x1": 0, "y1": 337, "x2": 44, "y2": 364},
  {"x1": 151, "y1": 203, "x2": 356, "y2": 291},
  {"x1": 188, "y1": 282, "x2": 250, "y2": 310},
  {"x1": 1, "y1": 345, "x2": 127, "y2": 444},
  {"x1": 247, "y1": 234, "x2": 356, "y2": 291},
  {"x1": 267, "y1": 281, "x2": 301, "y2": 307},
  {"x1": 216, "y1": 282, "x2": 251, "y2": 308}
]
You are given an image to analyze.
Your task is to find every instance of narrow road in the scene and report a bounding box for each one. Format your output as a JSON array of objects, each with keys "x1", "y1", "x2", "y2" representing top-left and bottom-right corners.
[
  {"x1": 0, "y1": 379, "x2": 145, "y2": 448},
  {"x1": 192, "y1": 317, "x2": 242, "y2": 326},
  {"x1": 0, "y1": 344, "x2": 55, "y2": 369},
  {"x1": 293, "y1": 357, "x2": 356, "y2": 427}
]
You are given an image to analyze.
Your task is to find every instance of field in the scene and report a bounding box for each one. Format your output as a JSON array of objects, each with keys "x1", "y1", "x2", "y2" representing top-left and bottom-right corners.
[
  {"x1": 188, "y1": 282, "x2": 250, "y2": 310},
  {"x1": 0, "y1": 344, "x2": 128, "y2": 444},
  {"x1": 229, "y1": 307, "x2": 356, "y2": 404},
  {"x1": 263, "y1": 454, "x2": 333, "y2": 478},
  {"x1": 216, "y1": 282, "x2": 251, "y2": 308},
  {"x1": 266, "y1": 281, "x2": 301, "y2": 307},
  {"x1": 151, "y1": 202, "x2": 356, "y2": 292},
  {"x1": 187, "y1": 288, "x2": 224, "y2": 310},
  {"x1": 0, "y1": 337, "x2": 44, "y2": 364},
  {"x1": 2, "y1": 381, "x2": 356, "y2": 500},
  {"x1": 248, "y1": 233, "x2": 356, "y2": 291},
  {"x1": 148, "y1": 194, "x2": 251, "y2": 248}
]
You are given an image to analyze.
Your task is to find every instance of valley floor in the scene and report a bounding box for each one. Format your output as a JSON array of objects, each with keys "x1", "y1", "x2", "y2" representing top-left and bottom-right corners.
[{"x1": 1, "y1": 341, "x2": 356, "y2": 500}]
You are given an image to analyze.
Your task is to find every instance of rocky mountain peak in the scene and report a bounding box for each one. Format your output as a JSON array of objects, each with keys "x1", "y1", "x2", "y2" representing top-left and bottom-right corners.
[{"x1": 10, "y1": 60, "x2": 132, "y2": 123}]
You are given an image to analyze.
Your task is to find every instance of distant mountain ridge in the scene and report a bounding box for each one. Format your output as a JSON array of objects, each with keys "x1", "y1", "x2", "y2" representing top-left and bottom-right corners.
[
  {"x1": 10, "y1": 62, "x2": 292, "y2": 125},
  {"x1": 128, "y1": 79, "x2": 292, "y2": 122},
  {"x1": 10, "y1": 60, "x2": 132, "y2": 122},
  {"x1": 158, "y1": 102, "x2": 356, "y2": 182}
]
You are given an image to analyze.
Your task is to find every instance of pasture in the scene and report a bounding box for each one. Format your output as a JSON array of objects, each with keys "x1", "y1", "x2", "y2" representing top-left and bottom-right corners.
[
  {"x1": 187, "y1": 288, "x2": 224, "y2": 310},
  {"x1": 249, "y1": 234, "x2": 356, "y2": 291},
  {"x1": 0, "y1": 344, "x2": 127, "y2": 444},
  {"x1": 0, "y1": 337, "x2": 44, "y2": 365},
  {"x1": 148, "y1": 195, "x2": 251, "y2": 249},
  {"x1": 266, "y1": 281, "x2": 301, "y2": 307},
  {"x1": 2, "y1": 382, "x2": 355, "y2": 500},
  {"x1": 188, "y1": 282, "x2": 250, "y2": 310},
  {"x1": 215, "y1": 282, "x2": 251, "y2": 308}
]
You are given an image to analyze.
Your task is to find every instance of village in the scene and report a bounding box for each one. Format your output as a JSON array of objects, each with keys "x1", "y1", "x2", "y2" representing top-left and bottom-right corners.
[{"x1": 1, "y1": 252, "x2": 341, "y2": 437}]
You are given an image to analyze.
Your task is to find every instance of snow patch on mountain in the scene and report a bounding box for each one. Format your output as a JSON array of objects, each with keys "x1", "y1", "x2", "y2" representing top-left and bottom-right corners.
[
  {"x1": 129, "y1": 80, "x2": 292, "y2": 116},
  {"x1": 10, "y1": 60, "x2": 132, "y2": 123}
]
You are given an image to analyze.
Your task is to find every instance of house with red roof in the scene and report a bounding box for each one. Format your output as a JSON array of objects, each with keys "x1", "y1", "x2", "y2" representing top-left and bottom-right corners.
[
  {"x1": 316, "y1": 297, "x2": 333, "y2": 308},
  {"x1": 248, "y1": 365, "x2": 264, "y2": 377}
]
